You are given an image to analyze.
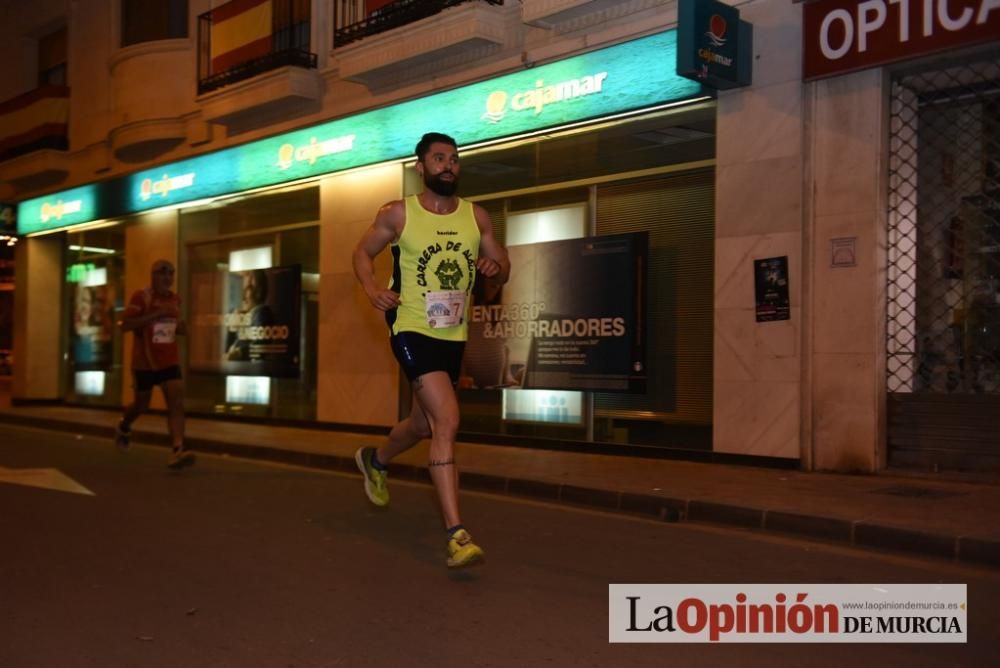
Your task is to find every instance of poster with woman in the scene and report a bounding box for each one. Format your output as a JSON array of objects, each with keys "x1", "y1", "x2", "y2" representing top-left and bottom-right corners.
[
  {"x1": 189, "y1": 264, "x2": 301, "y2": 377},
  {"x1": 71, "y1": 282, "x2": 115, "y2": 370}
]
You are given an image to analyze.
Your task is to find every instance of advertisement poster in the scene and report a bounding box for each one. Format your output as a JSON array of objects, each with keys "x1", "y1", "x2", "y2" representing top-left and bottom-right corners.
[
  {"x1": 71, "y1": 282, "x2": 116, "y2": 371},
  {"x1": 189, "y1": 264, "x2": 301, "y2": 377},
  {"x1": 465, "y1": 232, "x2": 648, "y2": 393},
  {"x1": 754, "y1": 256, "x2": 790, "y2": 322}
]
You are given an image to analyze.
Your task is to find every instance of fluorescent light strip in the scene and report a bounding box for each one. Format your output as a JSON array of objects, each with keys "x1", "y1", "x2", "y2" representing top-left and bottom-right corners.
[{"x1": 69, "y1": 244, "x2": 117, "y2": 254}]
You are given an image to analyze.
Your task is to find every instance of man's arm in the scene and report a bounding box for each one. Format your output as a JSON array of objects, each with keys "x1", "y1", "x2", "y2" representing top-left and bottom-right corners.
[
  {"x1": 120, "y1": 301, "x2": 177, "y2": 332},
  {"x1": 473, "y1": 204, "x2": 510, "y2": 284},
  {"x1": 352, "y1": 201, "x2": 404, "y2": 311}
]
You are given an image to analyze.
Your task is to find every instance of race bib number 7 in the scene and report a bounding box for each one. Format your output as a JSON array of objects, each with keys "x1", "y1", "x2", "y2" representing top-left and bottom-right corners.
[{"x1": 425, "y1": 290, "x2": 466, "y2": 329}]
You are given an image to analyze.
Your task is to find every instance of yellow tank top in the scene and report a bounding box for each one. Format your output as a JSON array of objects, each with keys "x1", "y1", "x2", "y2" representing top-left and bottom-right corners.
[{"x1": 388, "y1": 195, "x2": 481, "y2": 341}]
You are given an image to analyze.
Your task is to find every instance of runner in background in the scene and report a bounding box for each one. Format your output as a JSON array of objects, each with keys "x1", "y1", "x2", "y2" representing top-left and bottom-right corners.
[{"x1": 114, "y1": 259, "x2": 194, "y2": 470}]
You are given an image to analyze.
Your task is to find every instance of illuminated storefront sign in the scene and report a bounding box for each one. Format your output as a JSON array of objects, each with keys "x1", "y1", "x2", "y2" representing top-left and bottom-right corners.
[
  {"x1": 18, "y1": 29, "x2": 703, "y2": 232},
  {"x1": 676, "y1": 0, "x2": 753, "y2": 89},
  {"x1": 17, "y1": 185, "x2": 99, "y2": 235},
  {"x1": 803, "y1": 0, "x2": 1000, "y2": 80}
]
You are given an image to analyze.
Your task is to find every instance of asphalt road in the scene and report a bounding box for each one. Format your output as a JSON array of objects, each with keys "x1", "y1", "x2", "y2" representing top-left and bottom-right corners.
[{"x1": 1, "y1": 423, "x2": 998, "y2": 667}]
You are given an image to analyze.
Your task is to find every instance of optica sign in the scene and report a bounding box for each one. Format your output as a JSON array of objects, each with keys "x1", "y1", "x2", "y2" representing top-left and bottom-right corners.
[{"x1": 803, "y1": 0, "x2": 1000, "y2": 80}]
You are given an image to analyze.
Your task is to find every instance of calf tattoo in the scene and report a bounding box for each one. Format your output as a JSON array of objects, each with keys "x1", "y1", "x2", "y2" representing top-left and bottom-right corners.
[{"x1": 429, "y1": 458, "x2": 455, "y2": 467}]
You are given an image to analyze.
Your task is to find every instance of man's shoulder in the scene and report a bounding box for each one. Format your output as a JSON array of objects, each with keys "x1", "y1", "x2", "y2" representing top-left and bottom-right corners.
[{"x1": 378, "y1": 198, "x2": 407, "y2": 231}]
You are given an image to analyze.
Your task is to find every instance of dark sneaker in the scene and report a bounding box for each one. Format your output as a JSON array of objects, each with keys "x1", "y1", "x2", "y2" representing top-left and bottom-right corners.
[
  {"x1": 114, "y1": 421, "x2": 131, "y2": 451},
  {"x1": 355, "y1": 447, "x2": 389, "y2": 507},
  {"x1": 167, "y1": 449, "x2": 196, "y2": 470}
]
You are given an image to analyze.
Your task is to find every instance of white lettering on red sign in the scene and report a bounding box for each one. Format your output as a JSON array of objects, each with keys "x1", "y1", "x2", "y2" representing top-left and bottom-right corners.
[{"x1": 818, "y1": 0, "x2": 1000, "y2": 61}]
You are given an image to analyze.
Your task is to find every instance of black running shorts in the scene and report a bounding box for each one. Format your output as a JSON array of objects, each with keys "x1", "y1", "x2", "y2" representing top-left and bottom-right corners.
[
  {"x1": 390, "y1": 331, "x2": 465, "y2": 384},
  {"x1": 134, "y1": 365, "x2": 182, "y2": 392}
]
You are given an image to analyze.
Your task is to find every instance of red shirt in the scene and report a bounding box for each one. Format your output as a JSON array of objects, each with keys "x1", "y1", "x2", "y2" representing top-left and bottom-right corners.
[{"x1": 125, "y1": 289, "x2": 181, "y2": 370}]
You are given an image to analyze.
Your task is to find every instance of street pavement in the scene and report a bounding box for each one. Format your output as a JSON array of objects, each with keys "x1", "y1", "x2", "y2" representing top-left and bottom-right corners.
[
  {"x1": 1, "y1": 402, "x2": 999, "y2": 570},
  {"x1": 1, "y1": 423, "x2": 998, "y2": 667}
]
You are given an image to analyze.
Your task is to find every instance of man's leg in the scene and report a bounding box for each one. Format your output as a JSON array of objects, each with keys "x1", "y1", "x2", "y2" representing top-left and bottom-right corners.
[
  {"x1": 377, "y1": 393, "x2": 431, "y2": 464},
  {"x1": 356, "y1": 392, "x2": 430, "y2": 507},
  {"x1": 116, "y1": 389, "x2": 151, "y2": 449},
  {"x1": 411, "y1": 371, "x2": 484, "y2": 567},
  {"x1": 162, "y1": 378, "x2": 194, "y2": 468},
  {"x1": 162, "y1": 378, "x2": 185, "y2": 451},
  {"x1": 409, "y1": 371, "x2": 462, "y2": 529}
]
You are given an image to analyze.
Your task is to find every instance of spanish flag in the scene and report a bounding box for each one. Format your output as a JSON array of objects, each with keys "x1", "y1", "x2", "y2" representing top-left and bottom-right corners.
[
  {"x1": 210, "y1": 0, "x2": 273, "y2": 74},
  {"x1": 0, "y1": 86, "x2": 69, "y2": 160}
]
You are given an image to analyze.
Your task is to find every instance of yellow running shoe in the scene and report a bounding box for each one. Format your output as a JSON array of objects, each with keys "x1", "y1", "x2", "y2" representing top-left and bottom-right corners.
[
  {"x1": 355, "y1": 447, "x2": 389, "y2": 507},
  {"x1": 447, "y1": 528, "x2": 485, "y2": 568}
]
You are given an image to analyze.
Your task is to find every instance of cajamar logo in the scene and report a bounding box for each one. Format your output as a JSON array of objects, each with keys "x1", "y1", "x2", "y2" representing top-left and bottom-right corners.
[
  {"x1": 706, "y1": 14, "x2": 727, "y2": 47},
  {"x1": 40, "y1": 199, "x2": 82, "y2": 223},
  {"x1": 277, "y1": 134, "x2": 356, "y2": 170},
  {"x1": 434, "y1": 258, "x2": 464, "y2": 290},
  {"x1": 482, "y1": 72, "x2": 609, "y2": 123}
]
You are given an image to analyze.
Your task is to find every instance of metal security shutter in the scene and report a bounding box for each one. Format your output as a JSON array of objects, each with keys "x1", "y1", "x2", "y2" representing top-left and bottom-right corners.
[
  {"x1": 887, "y1": 48, "x2": 1000, "y2": 472},
  {"x1": 595, "y1": 168, "x2": 714, "y2": 424}
]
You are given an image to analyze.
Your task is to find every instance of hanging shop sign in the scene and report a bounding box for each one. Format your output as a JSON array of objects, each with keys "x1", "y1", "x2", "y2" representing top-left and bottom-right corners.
[
  {"x1": 676, "y1": 0, "x2": 753, "y2": 90},
  {"x1": 465, "y1": 232, "x2": 648, "y2": 393},
  {"x1": 803, "y1": 0, "x2": 1000, "y2": 81},
  {"x1": 0, "y1": 203, "x2": 15, "y2": 235},
  {"x1": 18, "y1": 29, "x2": 705, "y2": 235}
]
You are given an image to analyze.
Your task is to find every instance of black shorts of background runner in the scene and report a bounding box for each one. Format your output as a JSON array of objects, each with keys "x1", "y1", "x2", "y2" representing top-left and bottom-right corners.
[
  {"x1": 134, "y1": 365, "x2": 182, "y2": 392},
  {"x1": 390, "y1": 331, "x2": 465, "y2": 384}
]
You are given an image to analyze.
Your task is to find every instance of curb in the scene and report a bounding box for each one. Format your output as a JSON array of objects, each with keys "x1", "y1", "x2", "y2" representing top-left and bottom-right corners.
[{"x1": 4, "y1": 412, "x2": 999, "y2": 570}]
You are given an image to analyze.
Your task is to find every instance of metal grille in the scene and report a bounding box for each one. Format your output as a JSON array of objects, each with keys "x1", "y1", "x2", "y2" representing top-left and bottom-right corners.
[{"x1": 887, "y1": 50, "x2": 1000, "y2": 397}]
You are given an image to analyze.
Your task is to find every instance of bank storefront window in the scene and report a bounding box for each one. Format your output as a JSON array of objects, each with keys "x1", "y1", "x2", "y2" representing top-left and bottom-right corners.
[
  {"x1": 457, "y1": 106, "x2": 715, "y2": 451},
  {"x1": 180, "y1": 186, "x2": 319, "y2": 420},
  {"x1": 64, "y1": 227, "x2": 126, "y2": 406}
]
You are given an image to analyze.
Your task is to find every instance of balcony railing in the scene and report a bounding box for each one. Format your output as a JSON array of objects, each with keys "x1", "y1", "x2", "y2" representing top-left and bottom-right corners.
[
  {"x1": 334, "y1": 0, "x2": 503, "y2": 48},
  {"x1": 198, "y1": 0, "x2": 317, "y2": 95},
  {"x1": 0, "y1": 85, "x2": 69, "y2": 162}
]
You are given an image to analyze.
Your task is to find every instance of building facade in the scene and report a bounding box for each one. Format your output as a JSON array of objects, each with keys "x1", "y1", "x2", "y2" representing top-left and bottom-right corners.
[{"x1": 1, "y1": 0, "x2": 997, "y2": 472}]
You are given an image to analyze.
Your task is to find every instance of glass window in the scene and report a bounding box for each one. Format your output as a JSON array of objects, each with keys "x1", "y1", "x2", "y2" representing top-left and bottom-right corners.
[
  {"x1": 64, "y1": 227, "x2": 126, "y2": 406},
  {"x1": 179, "y1": 186, "x2": 320, "y2": 420},
  {"x1": 455, "y1": 106, "x2": 717, "y2": 451},
  {"x1": 122, "y1": 0, "x2": 188, "y2": 47}
]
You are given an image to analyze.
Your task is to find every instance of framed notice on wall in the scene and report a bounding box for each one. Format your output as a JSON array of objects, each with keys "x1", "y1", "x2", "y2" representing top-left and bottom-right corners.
[{"x1": 754, "y1": 256, "x2": 790, "y2": 323}]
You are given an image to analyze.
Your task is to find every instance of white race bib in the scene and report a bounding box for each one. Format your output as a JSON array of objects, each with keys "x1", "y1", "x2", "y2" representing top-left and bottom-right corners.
[
  {"x1": 152, "y1": 319, "x2": 177, "y2": 343},
  {"x1": 425, "y1": 290, "x2": 466, "y2": 329}
]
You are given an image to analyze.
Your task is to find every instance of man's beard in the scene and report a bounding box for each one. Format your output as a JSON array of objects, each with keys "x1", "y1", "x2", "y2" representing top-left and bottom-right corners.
[{"x1": 425, "y1": 171, "x2": 458, "y2": 196}]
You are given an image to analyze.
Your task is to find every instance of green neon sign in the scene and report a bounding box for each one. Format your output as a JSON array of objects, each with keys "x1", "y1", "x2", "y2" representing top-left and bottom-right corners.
[
  {"x1": 20, "y1": 29, "x2": 703, "y2": 231},
  {"x1": 66, "y1": 262, "x2": 97, "y2": 282},
  {"x1": 17, "y1": 185, "x2": 100, "y2": 236}
]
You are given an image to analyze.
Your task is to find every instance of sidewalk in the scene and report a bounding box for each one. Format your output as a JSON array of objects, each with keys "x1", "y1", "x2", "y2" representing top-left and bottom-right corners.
[{"x1": 2, "y1": 402, "x2": 999, "y2": 570}]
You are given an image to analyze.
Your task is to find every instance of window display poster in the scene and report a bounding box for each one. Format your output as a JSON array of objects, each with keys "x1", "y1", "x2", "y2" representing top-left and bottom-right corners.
[
  {"x1": 189, "y1": 264, "x2": 301, "y2": 377},
  {"x1": 71, "y1": 282, "x2": 115, "y2": 371},
  {"x1": 465, "y1": 232, "x2": 648, "y2": 393},
  {"x1": 754, "y1": 256, "x2": 790, "y2": 322}
]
